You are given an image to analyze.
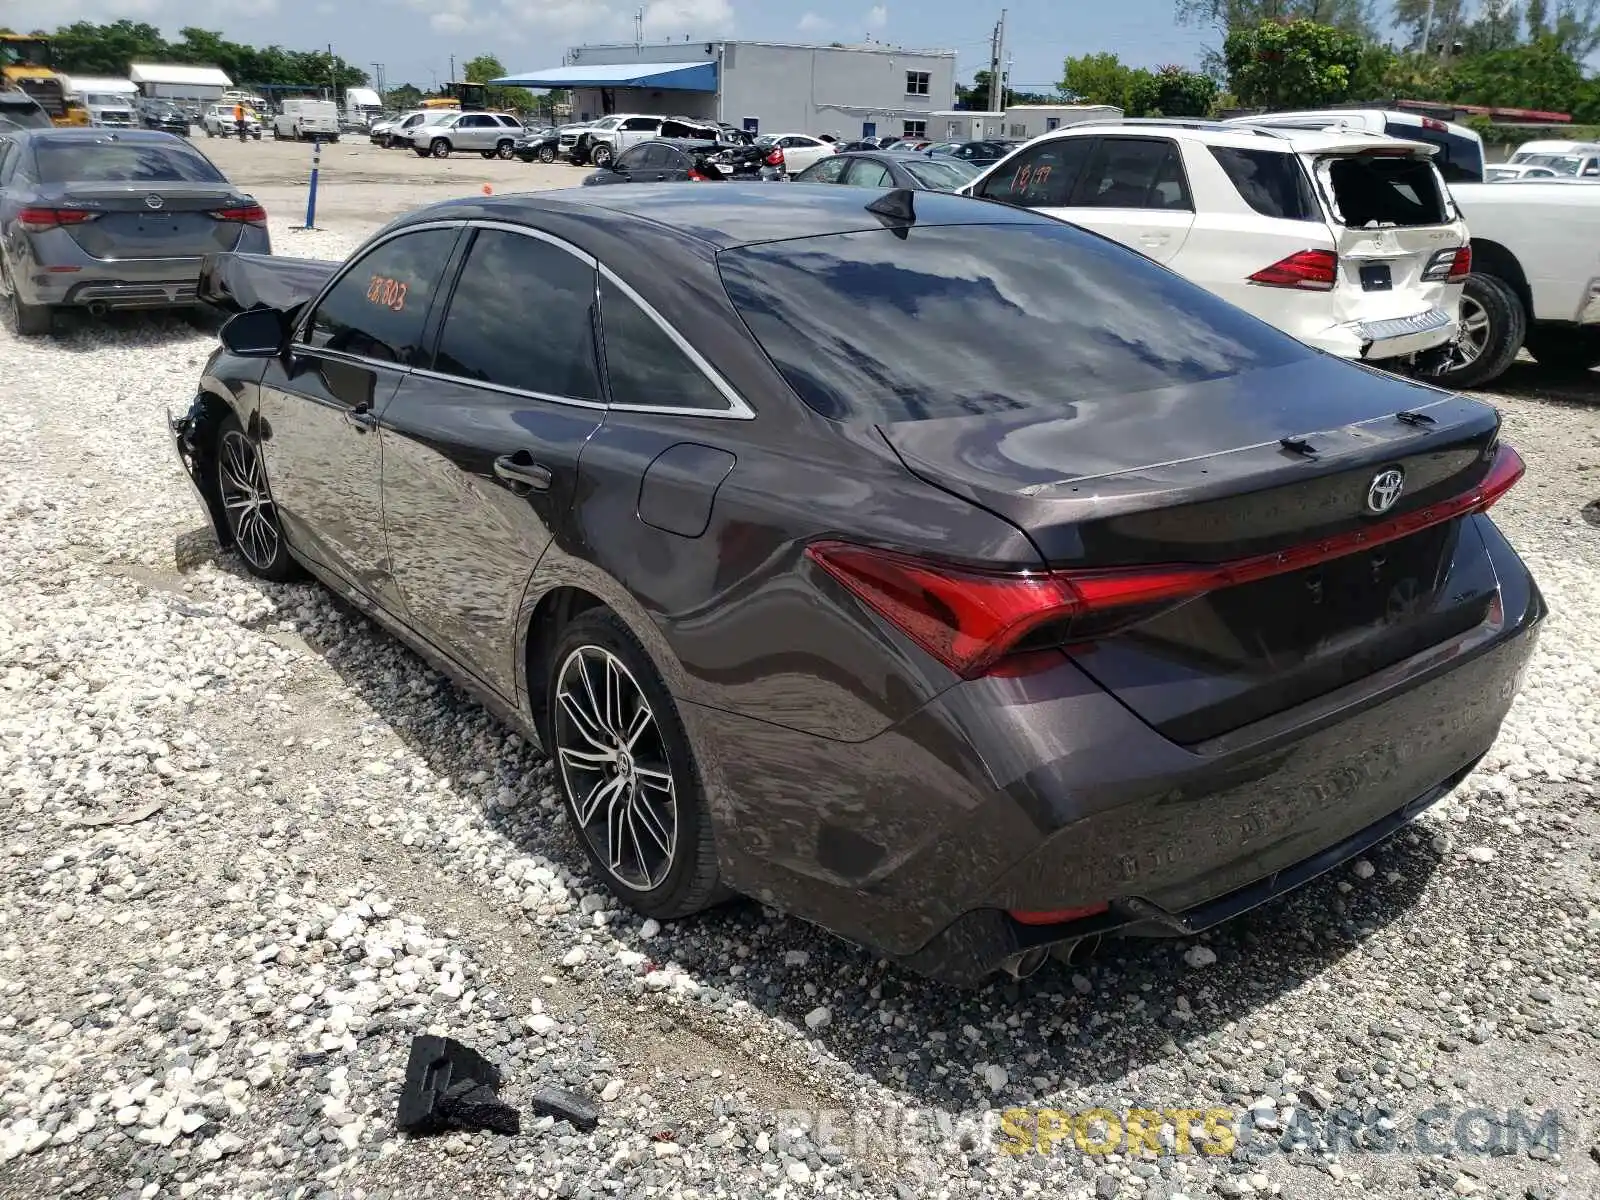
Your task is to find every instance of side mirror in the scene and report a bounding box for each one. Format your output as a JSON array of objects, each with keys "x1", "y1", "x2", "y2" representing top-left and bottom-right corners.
[{"x1": 220, "y1": 307, "x2": 288, "y2": 358}]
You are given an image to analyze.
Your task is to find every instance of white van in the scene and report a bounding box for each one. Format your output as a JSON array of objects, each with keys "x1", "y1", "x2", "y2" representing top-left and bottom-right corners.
[
  {"x1": 273, "y1": 98, "x2": 340, "y2": 143},
  {"x1": 1508, "y1": 139, "x2": 1600, "y2": 179}
]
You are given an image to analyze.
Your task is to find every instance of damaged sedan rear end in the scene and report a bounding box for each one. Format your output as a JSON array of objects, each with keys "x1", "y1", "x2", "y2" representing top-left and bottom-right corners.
[{"x1": 166, "y1": 186, "x2": 1543, "y2": 986}]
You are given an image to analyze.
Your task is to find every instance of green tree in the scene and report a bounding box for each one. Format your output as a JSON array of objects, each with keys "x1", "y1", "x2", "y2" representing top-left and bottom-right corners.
[
  {"x1": 462, "y1": 54, "x2": 505, "y2": 83},
  {"x1": 1177, "y1": 0, "x2": 1377, "y2": 40},
  {"x1": 1151, "y1": 64, "x2": 1219, "y2": 114},
  {"x1": 1060, "y1": 52, "x2": 1137, "y2": 107},
  {"x1": 1443, "y1": 34, "x2": 1588, "y2": 109},
  {"x1": 50, "y1": 19, "x2": 166, "y2": 73},
  {"x1": 1223, "y1": 19, "x2": 1365, "y2": 108}
]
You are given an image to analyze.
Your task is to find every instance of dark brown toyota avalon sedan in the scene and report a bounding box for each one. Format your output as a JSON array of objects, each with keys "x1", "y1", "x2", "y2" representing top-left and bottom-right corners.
[{"x1": 172, "y1": 184, "x2": 1543, "y2": 985}]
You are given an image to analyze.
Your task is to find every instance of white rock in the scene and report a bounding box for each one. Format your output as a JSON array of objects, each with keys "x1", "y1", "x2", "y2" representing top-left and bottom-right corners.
[
  {"x1": 527, "y1": 1013, "x2": 557, "y2": 1036},
  {"x1": 787, "y1": 1160, "x2": 812, "y2": 1185},
  {"x1": 560, "y1": 948, "x2": 586, "y2": 968},
  {"x1": 639, "y1": 919, "x2": 661, "y2": 939},
  {"x1": 981, "y1": 1063, "x2": 1008, "y2": 1093},
  {"x1": 1183, "y1": 945, "x2": 1218, "y2": 968},
  {"x1": 1352, "y1": 859, "x2": 1376, "y2": 880},
  {"x1": 600, "y1": 1078, "x2": 625, "y2": 1102},
  {"x1": 653, "y1": 1139, "x2": 681, "y2": 1158},
  {"x1": 1465, "y1": 846, "x2": 1496, "y2": 863},
  {"x1": 803, "y1": 1006, "x2": 831, "y2": 1030}
]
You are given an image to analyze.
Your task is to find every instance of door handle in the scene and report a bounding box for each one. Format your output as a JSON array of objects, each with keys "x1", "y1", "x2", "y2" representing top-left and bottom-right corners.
[
  {"x1": 344, "y1": 404, "x2": 377, "y2": 432},
  {"x1": 1138, "y1": 232, "x2": 1170, "y2": 247},
  {"x1": 493, "y1": 452, "x2": 552, "y2": 492}
]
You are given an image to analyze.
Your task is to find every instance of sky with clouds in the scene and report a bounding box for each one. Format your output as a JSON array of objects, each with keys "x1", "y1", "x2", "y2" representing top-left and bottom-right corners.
[{"x1": 0, "y1": 0, "x2": 1219, "y2": 95}]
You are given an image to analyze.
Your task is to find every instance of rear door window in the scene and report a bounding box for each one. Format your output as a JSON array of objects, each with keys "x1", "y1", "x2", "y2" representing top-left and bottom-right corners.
[
  {"x1": 974, "y1": 138, "x2": 1092, "y2": 208},
  {"x1": 845, "y1": 158, "x2": 893, "y2": 188},
  {"x1": 303, "y1": 228, "x2": 458, "y2": 364},
  {"x1": 1209, "y1": 146, "x2": 1321, "y2": 222},
  {"x1": 432, "y1": 229, "x2": 601, "y2": 399},
  {"x1": 802, "y1": 156, "x2": 848, "y2": 183},
  {"x1": 1073, "y1": 137, "x2": 1191, "y2": 210},
  {"x1": 1389, "y1": 120, "x2": 1483, "y2": 183},
  {"x1": 717, "y1": 222, "x2": 1305, "y2": 422},
  {"x1": 1323, "y1": 156, "x2": 1447, "y2": 227}
]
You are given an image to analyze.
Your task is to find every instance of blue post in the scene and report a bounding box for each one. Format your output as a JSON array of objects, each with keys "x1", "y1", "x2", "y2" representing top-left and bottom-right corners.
[{"x1": 302, "y1": 139, "x2": 322, "y2": 229}]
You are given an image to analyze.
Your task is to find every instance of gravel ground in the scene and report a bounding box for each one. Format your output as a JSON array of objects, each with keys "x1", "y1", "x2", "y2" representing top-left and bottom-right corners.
[{"x1": 1, "y1": 210, "x2": 1597, "y2": 1200}]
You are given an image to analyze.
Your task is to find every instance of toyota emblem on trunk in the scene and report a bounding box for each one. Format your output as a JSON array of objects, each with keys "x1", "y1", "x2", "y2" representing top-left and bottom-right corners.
[
  {"x1": 144, "y1": 194, "x2": 164, "y2": 210},
  {"x1": 1366, "y1": 467, "x2": 1406, "y2": 514}
]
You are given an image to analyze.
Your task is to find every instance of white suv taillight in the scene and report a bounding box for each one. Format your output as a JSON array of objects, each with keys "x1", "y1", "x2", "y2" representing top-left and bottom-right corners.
[
  {"x1": 1248, "y1": 249, "x2": 1337, "y2": 291},
  {"x1": 1422, "y1": 246, "x2": 1472, "y2": 282}
]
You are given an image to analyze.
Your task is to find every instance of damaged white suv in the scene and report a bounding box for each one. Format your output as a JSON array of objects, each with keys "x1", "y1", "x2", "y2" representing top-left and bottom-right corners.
[{"x1": 963, "y1": 119, "x2": 1469, "y2": 374}]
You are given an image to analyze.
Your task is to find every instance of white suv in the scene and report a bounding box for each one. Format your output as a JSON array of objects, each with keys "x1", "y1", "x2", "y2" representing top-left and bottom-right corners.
[{"x1": 963, "y1": 119, "x2": 1470, "y2": 371}]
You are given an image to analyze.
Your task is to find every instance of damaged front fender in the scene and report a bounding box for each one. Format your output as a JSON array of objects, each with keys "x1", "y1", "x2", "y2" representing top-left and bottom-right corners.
[{"x1": 168, "y1": 398, "x2": 230, "y2": 550}]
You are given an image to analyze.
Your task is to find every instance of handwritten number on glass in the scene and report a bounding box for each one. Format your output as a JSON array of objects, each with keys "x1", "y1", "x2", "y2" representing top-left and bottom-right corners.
[{"x1": 366, "y1": 274, "x2": 409, "y2": 312}]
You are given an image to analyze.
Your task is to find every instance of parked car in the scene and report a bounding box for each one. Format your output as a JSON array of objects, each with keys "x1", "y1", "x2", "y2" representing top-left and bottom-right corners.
[
  {"x1": 963, "y1": 119, "x2": 1469, "y2": 375},
  {"x1": 755, "y1": 132, "x2": 835, "y2": 174},
  {"x1": 376, "y1": 110, "x2": 453, "y2": 149},
  {"x1": 135, "y1": 99, "x2": 192, "y2": 137},
  {"x1": 272, "y1": 98, "x2": 340, "y2": 143},
  {"x1": 514, "y1": 126, "x2": 562, "y2": 163},
  {"x1": 928, "y1": 138, "x2": 1019, "y2": 167},
  {"x1": 1485, "y1": 163, "x2": 1561, "y2": 181},
  {"x1": 201, "y1": 103, "x2": 261, "y2": 139},
  {"x1": 577, "y1": 115, "x2": 723, "y2": 169},
  {"x1": 581, "y1": 138, "x2": 778, "y2": 185},
  {"x1": 1224, "y1": 108, "x2": 1485, "y2": 182},
  {"x1": 172, "y1": 183, "x2": 1540, "y2": 985},
  {"x1": 794, "y1": 150, "x2": 980, "y2": 192},
  {"x1": 411, "y1": 111, "x2": 524, "y2": 159},
  {"x1": 1507, "y1": 139, "x2": 1600, "y2": 179},
  {"x1": 1437, "y1": 178, "x2": 1600, "y2": 384},
  {"x1": 0, "y1": 92, "x2": 52, "y2": 133},
  {"x1": 0, "y1": 128, "x2": 268, "y2": 335}
]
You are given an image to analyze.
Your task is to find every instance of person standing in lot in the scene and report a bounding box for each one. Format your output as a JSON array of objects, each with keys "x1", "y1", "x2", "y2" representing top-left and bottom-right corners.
[{"x1": 234, "y1": 101, "x2": 247, "y2": 142}]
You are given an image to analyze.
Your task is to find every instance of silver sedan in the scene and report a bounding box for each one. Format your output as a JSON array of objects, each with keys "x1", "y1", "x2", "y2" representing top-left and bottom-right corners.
[{"x1": 0, "y1": 128, "x2": 271, "y2": 335}]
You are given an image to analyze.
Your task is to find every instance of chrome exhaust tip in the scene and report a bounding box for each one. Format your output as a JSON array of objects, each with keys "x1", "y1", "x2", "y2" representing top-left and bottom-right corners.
[
  {"x1": 1001, "y1": 946, "x2": 1049, "y2": 981},
  {"x1": 86, "y1": 302, "x2": 108, "y2": 317},
  {"x1": 1050, "y1": 933, "x2": 1103, "y2": 967}
]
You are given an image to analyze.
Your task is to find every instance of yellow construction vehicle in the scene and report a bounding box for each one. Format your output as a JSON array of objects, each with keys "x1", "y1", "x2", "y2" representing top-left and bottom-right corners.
[{"x1": 1, "y1": 35, "x2": 90, "y2": 126}]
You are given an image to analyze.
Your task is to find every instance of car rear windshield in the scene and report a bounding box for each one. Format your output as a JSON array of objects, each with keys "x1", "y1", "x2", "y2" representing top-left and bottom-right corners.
[
  {"x1": 34, "y1": 139, "x2": 225, "y2": 184},
  {"x1": 1209, "y1": 146, "x2": 1321, "y2": 222},
  {"x1": 717, "y1": 222, "x2": 1308, "y2": 422},
  {"x1": 1390, "y1": 121, "x2": 1483, "y2": 182},
  {"x1": 1324, "y1": 155, "x2": 1448, "y2": 227},
  {"x1": 902, "y1": 158, "x2": 980, "y2": 190}
]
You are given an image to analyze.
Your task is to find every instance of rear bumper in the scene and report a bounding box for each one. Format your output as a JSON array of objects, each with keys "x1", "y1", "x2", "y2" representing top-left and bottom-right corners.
[
  {"x1": 18, "y1": 228, "x2": 270, "y2": 309},
  {"x1": 685, "y1": 516, "x2": 1542, "y2": 985},
  {"x1": 1303, "y1": 307, "x2": 1459, "y2": 361}
]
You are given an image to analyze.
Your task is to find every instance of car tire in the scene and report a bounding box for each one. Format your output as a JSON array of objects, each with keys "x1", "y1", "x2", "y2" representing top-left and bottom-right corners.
[
  {"x1": 537, "y1": 145, "x2": 557, "y2": 164},
  {"x1": 545, "y1": 608, "x2": 727, "y2": 921},
  {"x1": 590, "y1": 144, "x2": 613, "y2": 168},
  {"x1": 495, "y1": 139, "x2": 514, "y2": 160},
  {"x1": 1436, "y1": 272, "x2": 1525, "y2": 390},
  {"x1": 412, "y1": 146, "x2": 429, "y2": 158},
  {"x1": 204, "y1": 126, "x2": 214, "y2": 138},
  {"x1": 213, "y1": 412, "x2": 299, "y2": 582},
  {"x1": 479, "y1": 150, "x2": 495, "y2": 159},
  {"x1": 429, "y1": 138, "x2": 451, "y2": 158},
  {"x1": 1523, "y1": 327, "x2": 1600, "y2": 374}
]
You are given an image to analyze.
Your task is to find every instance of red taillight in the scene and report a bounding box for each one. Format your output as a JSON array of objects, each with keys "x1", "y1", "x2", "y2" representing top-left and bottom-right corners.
[
  {"x1": 1423, "y1": 245, "x2": 1471, "y2": 282},
  {"x1": 764, "y1": 146, "x2": 784, "y2": 167},
  {"x1": 16, "y1": 207, "x2": 100, "y2": 233},
  {"x1": 211, "y1": 204, "x2": 268, "y2": 225},
  {"x1": 686, "y1": 169, "x2": 711, "y2": 181},
  {"x1": 1422, "y1": 117, "x2": 1447, "y2": 131},
  {"x1": 1248, "y1": 249, "x2": 1337, "y2": 291},
  {"x1": 806, "y1": 444, "x2": 1524, "y2": 677},
  {"x1": 1009, "y1": 903, "x2": 1110, "y2": 926}
]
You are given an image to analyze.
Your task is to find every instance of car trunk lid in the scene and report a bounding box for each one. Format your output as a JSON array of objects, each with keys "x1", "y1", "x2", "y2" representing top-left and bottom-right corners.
[
  {"x1": 35, "y1": 183, "x2": 257, "y2": 260},
  {"x1": 877, "y1": 357, "x2": 1510, "y2": 742}
]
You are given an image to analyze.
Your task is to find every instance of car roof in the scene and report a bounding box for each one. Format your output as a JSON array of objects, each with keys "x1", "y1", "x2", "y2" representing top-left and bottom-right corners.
[
  {"x1": 400, "y1": 181, "x2": 1052, "y2": 250},
  {"x1": 4, "y1": 127, "x2": 189, "y2": 145},
  {"x1": 1033, "y1": 118, "x2": 1434, "y2": 156}
]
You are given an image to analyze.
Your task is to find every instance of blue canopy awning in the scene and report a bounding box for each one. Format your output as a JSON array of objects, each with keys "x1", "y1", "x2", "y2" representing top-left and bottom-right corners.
[{"x1": 491, "y1": 61, "x2": 717, "y2": 92}]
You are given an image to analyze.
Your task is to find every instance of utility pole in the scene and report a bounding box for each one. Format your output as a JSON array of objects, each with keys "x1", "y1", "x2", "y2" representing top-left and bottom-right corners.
[
  {"x1": 1419, "y1": 0, "x2": 1435, "y2": 54},
  {"x1": 327, "y1": 43, "x2": 337, "y2": 104},
  {"x1": 370, "y1": 62, "x2": 384, "y2": 95},
  {"x1": 448, "y1": 54, "x2": 456, "y2": 89},
  {"x1": 988, "y1": 9, "x2": 1006, "y2": 115},
  {"x1": 635, "y1": 7, "x2": 644, "y2": 51}
]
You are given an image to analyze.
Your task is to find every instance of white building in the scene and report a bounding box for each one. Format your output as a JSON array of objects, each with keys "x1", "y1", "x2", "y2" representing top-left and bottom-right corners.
[
  {"x1": 497, "y1": 39, "x2": 958, "y2": 140},
  {"x1": 129, "y1": 63, "x2": 233, "y2": 104}
]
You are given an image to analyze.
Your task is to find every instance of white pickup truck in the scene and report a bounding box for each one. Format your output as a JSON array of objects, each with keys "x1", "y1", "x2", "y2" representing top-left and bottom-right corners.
[{"x1": 1438, "y1": 179, "x2": 1600, "y2": 387}]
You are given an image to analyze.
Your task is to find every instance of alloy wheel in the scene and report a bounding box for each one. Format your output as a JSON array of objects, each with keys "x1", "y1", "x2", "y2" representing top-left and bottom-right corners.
[
  {"x1": 553, "y1": 645, "x2": 678, "y2": 892},
  {"x1": 1448, "y1": 293, "x2": 1489, "y2": 370},
  {"x1": 218, "y1": 430, "x2": 281, "y2": 572}
]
